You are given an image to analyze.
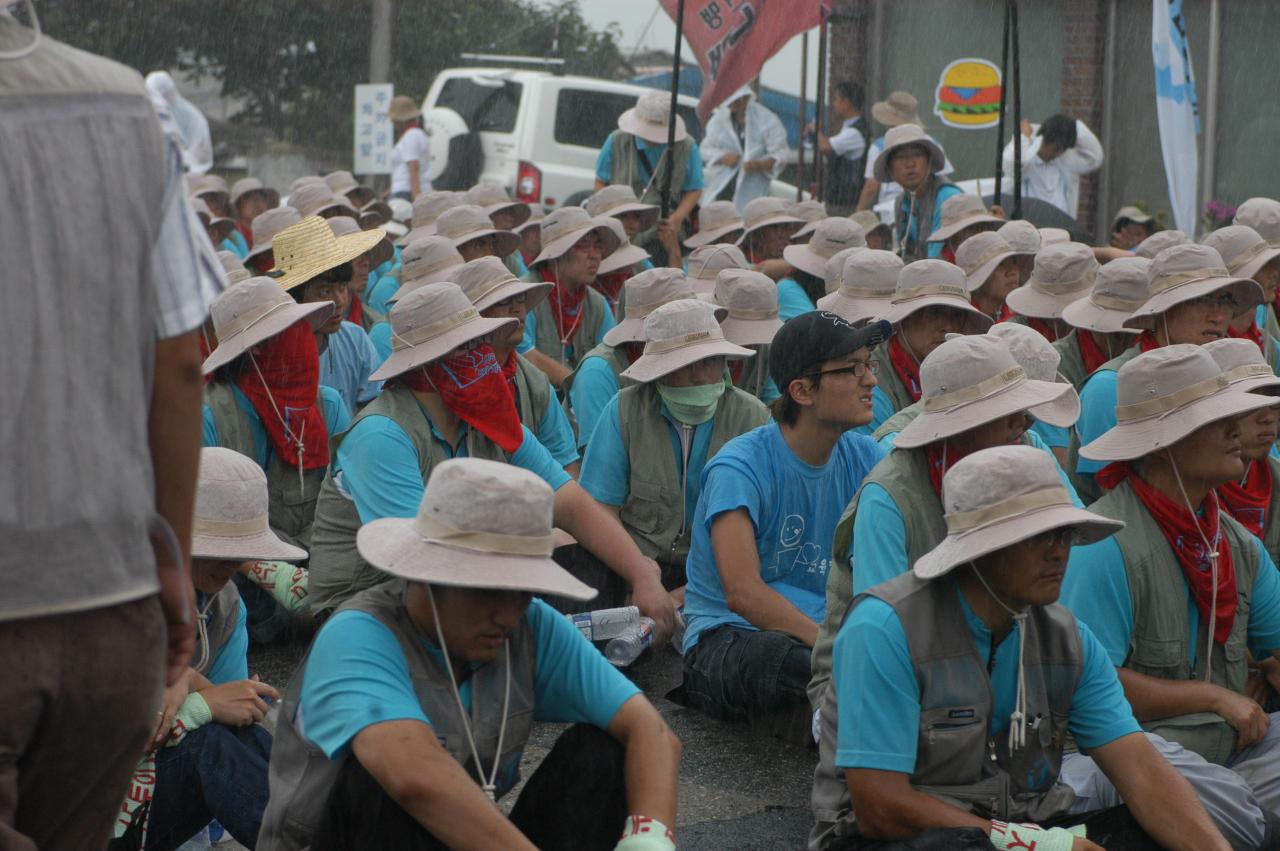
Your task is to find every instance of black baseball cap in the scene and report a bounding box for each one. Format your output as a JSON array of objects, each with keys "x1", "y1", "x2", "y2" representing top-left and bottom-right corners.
[{"x1": 768, "y1": 312, "x2": 893, "y2": 391}]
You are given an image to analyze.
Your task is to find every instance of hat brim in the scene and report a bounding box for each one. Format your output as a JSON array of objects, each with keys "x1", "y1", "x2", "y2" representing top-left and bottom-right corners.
[
  {"x1": 513, "y1": 218, "x2": 542, "y2": 235},
  {"x1": 620, "y1": 339, "x2": 754, "y2": 383},
  {"x1": 605, "y1": 202, "x2": 660, "y2": 232},
  {"x1": 1123, "y1": 277, "x2": 1264, "y2": 329},
  {"x1": 736, "y1": 215, "x2": 804, "y2": 245},
  {"x1": 782, "y1": 244, "x2": 833, "y2": 280},
  {"x1": 191, "y1": 528, "x2": 308, "y2": 562},
  {"x1": 881, "y1": 295, "x2": 993, "y2": 333},
  {"x1": 273, "y1": 228, "x2": 387, "y2": 292},
  {"x1": 913, "y1": 504, "x2": 1124, "y2": 581},
  {"x1": 1080, "y1": 389, "x2": 1278, "y2": 462},
  {"x1": 472, "y1": 279, "x2": 553, "y2": 314},
  {"x1": 603, "y1": 302, "x2": 729, "y2": 347},
  {"x1": 1236, "y1": 246, "x2": 1280, "y2": 281},
  {"x1": 1005, "y1": 281, "x2": 1093, "y2": 319},
  {"x1": 597, "y1": 244, "x2": 651, "y2": 276},
  {"x1": 1061, "y1": 297, "x2": 1142, "y2": 335},
  {"x1": 369, "y1": 315, "x2": 518, "y2": 382},
  {"x1": 202, "y1": 300, "x2": 334, "y2": 375},
  {"x1": 816, "y1": 291, "x2": 894, "y2": 326},
  {"x1": 870, "y1": 102, "x2": 921, "y2": 128},
  {"x1": 719, "y1": 316, "x2": 783, "y2": 347},
  {"x1": 532, "y1": 221, "x2": 623, "y2": 266},
  {"x1": 245, "y1": 239, "x2": 276, "y2": 262},
  {"x1": 895, "y1": 378, "x2": 1080, "y2": 448},
  {"x1": 874, "y1": 137, "x2": 945, "y2": 184},
  {"x1": 685, "y1": 223, "x2": 744, "y2": 248},
  {"x1": 480, "y1": 201, "x2": 531, "y2": 229},
  {"x1": 399, "y1": 223, "x2": 438, "y2": 245},
  {"x1": 451, "y1": 228, "x2": 521, "y2": 259},
  {"x1": 357, "y1": 519, "x2": 596, "y2": 601},
  {"x1": 927, "y1": 214, "x2": 1006, "y2": 244},
  {"x1": 963, "y1": 250, "x2": 1019, "y2": 295},
  {"x1": 791, "y1": 220, "x2": 820, "y2": 242},
  {"x1": 617, "y1": 109, "x2": 687, "y2": 145}
]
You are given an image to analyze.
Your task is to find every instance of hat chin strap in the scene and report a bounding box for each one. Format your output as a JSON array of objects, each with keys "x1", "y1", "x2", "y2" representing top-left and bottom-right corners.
[
  {"x1": 969, "y1": 562, "x2": 1030, "y2": 753},
  {"x1": 1165, "y1": 450, "x2": 1221, "y2": 684},
  {"x1": 0, "y1": 0, "x2": 41, "y2": 60}
]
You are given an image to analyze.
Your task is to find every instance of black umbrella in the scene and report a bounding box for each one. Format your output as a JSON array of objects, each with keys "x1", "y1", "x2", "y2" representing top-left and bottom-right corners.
[{"x1": 982, "y1": 194, "x2": 1089, "y2": 243}]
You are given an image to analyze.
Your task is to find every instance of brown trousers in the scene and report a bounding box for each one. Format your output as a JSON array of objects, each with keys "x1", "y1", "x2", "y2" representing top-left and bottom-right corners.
[{"x1": 0, "y1": 597, "x2": 165, "y2": 851}]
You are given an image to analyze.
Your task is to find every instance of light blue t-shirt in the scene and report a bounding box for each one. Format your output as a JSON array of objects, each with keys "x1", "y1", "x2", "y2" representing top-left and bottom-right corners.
[
  {"x1": 682, "y1": 423, "x2": 886, "y2": 652},
  {"x1": 834, "y1": 586, "x2": 1140, "y2": 772},
  {"x1": 220, "y1": 230, "x2": 249, "y2": 259},
  {"x1": 319, "y1": 321, "x2": 384, "y2": 414},
  {"x1": 298, "y1": 598, "x2": 640, "y2": 763},
  {"x1": 896, "y1": 184, "x2": 963, "y2": 259},
  {"x1": 594, "y1": 135, "x2": 705, "y2": 193},
  {"x1": 867, "y1": 385, "x2": 898, "y2": 434},
  {"x1": 334, "y1": 413, "x2": 570, "y2": 525},
  {"x1": 520, "y1": 298, "x2": 618, "y2": 363},
  {"x1": 1075, "y1": 367, "x2": 1119, "y2": 476},
  {"x1": 1061, "y1": 533, "x2": 1280, "y2": 669},
  {"x1": 1031, "y1": 419, "x2": 1071, "y2": 450},
  {"x1": 519, "y1": 362, "x2": 579, "y2": 468},
  {"x1": 365, "y1": 272, "x2": 400, "y2": 317},
  {"x1": 204, "y1": 596, "x2": 249, "y2": 685},
  {"x1": 368, "y1": 321, "x2": 392, "y2": 364},
  {"x1": 776, "y1": 278, "x2": 815, "y2": 323},
  {"x1": 202, "y1": 383, "x2": 351, "y2": 471},
  {"x1": 570, "y1": 352, "x2": 624, "y2": 449}
]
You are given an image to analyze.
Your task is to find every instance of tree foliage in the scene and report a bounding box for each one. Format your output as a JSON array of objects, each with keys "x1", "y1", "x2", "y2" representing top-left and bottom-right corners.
[{"x1": 37, "y1": 0, "x2": 627, "y2": 151}]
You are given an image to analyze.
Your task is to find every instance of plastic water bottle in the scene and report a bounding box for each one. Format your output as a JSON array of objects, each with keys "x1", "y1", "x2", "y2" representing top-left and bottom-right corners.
[
  {"x1": 569, "y1": 606, "x2": 640, "y2": 642},
  {"x1": 671, "y1": 608, "x2": 687, "y2": 655},
  {"x1": 606, "y1": 617, "x2": 655, "y2": 667}
]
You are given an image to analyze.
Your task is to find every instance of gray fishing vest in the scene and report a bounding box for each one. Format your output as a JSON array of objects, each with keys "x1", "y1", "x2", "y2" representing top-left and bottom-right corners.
[
  {"x1": 1264, "y1": 457, "x2": 1280, "y2": 566},
  {"x1": 616, "y1": 383, "x2": 768, "y2": 574},
  {"x1": 1092, "y1": 479, "x2": 1259, "y2": 765},
  {"x1": 810, "y1": 573, "x2": 1082, "y2": 850},
  {"x1": 195, "y1": 583, "x2": 242, "y2": 678},
  {"x1": 608, "y1": 130, "x2": 693, "y2": 211},
  {"x1": 0, "y1": 24, "x2": 169, "y2": 621},
  {"x1": 528, "y1": 283, "x2": 611, "y2": 368},
  {"x1": 512, "y1": 352, "x2": 553, "y2": 432},
  {"x1": 870, "y1": 343, "x2": 917, "y2": 417},
  {"x1": 733, "y1": 345, "x2": 774, "y2": 402},
  {"x1": 258, "y1": 580, "x2": 537, "y2": 851},
  {"x1": 1066, "y1": 345, "x2": 1140, "y2": 504},
  {"x1": 1052, "y1": 330, "x2": 1088, "y2": 392},
  {"x1": 809, "y1": 447, "x2": 946, "y2": 708},
  {"x1": 307, "y1": 385, "x2": 507, "y2": 615},
  {"x1": 561, "y1": 341, "x2": 636, "y2": 438},
  {"x1": 204, "y1": 381, "x2": 326, "y2": 550},
  {"x1": 894, "y1": 175, "x2": 955, "y2": 263}
]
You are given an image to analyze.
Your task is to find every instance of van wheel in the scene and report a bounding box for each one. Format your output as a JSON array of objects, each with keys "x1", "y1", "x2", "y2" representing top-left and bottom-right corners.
[
  {"x1": 423, "y1": 107, "x2": 482, "y2": 191},
  {"x1": 561, "y1": 189, "x2": 594, "y2": 209}
]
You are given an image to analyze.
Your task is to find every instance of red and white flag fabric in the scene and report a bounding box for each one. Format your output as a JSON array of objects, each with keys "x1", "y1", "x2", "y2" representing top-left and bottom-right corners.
[{"x1": 660, "y1": 0, "x2": 830, "y2": 122}]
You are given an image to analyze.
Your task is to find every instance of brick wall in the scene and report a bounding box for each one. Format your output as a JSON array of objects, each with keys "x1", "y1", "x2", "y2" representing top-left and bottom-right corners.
[{"x1": 1061, "y1": 0, "x2": 1108, "y2": 236}]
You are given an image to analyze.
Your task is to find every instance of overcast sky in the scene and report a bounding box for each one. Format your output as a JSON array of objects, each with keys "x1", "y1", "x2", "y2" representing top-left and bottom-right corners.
[{"x1": 531, "y1": 0, "x2": 821, "y2": 96}]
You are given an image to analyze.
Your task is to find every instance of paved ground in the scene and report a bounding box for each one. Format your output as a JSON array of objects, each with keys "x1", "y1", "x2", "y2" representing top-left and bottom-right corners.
[{"x1": 247, "y1": 630, "x2": 818, "y2": 849}]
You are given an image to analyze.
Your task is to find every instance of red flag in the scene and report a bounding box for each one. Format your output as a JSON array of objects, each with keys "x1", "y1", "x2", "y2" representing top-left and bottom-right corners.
[{"x1": 661, "y1": 0, "x2": 829, "y2": 122}]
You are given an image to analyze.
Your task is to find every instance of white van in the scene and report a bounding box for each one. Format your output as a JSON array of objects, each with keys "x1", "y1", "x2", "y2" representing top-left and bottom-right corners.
[{"x1": 420, "y1": 67, "x2": 797, "y2": 209}]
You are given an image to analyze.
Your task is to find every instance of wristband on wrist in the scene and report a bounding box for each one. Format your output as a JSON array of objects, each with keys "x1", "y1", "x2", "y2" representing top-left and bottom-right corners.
[
  {"x1": 614, "y1": 815, "x2": 675, "y2": 851},
  {"x1": 166, "y1": 692, "x2": 213, "y2": 747},
  {"x1": 989, "y1": 819, "x2": 1078, "y2": 851}
]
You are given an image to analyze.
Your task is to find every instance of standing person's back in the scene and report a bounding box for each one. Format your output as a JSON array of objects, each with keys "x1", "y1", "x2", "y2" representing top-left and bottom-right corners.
[{"x1": 0, "y1": 10, "x2": 221, "y2": 847}]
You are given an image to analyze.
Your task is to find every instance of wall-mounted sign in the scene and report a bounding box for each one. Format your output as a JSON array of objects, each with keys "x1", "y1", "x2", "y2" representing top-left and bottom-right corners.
[
  {"x1": 354, "y1": 83, "x2": 394, "y2": 174},
  {"x1": 934, "y1": 59, "x2": 1002, "y2": 129}
]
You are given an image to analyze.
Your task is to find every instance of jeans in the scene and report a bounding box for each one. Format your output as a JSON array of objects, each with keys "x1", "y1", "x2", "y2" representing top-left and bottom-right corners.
[
  {"x1": 547, "y1": 544, "x2": 686, "y2": 616},
  {"x1": 232, "y1": 572, "x2": 290, "y2": 645},
  {"x1": 145, "y1": 723, "x2": 272, "y2": 851},
  {"x1": 312, "y1": 724, "x2": 628, "y2": 850},
  {"x1": 681, "y1": 625, "x2": 811, "y2": 727}
]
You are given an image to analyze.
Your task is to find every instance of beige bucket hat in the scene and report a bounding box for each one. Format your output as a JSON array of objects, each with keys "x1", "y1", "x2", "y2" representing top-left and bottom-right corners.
[
  {"x1": 268, "y1": 215, "x2": 386, "y2": 292},
  {"x1": 287, "y1": 175, "x2": 325, "y2": 196},
  {"x1": 1205, "y1": 337, "x2": 1280, "y2": 394},
  {"x1": 790, "y1": 201, "x2": 829, "y2": 237},
  {"x1": 324, "y1": 170, "x2": 367, "y2": 198},
  {"x1": 402, "y1": 191, "x2": 462, "y2": 243},
  {"x1": 1133, "y1": 228, "x2": 1189, "y2": 259},
  {"x1": 913, "y1": 444, "x2": 1123, "y2": 581},
  {"x1": 604, "y1": 268, "x2": 710, "y2": 345},
  {"x1": 998, "y1": 219, "x2": 1041, "y2": 255},
  {"x1": 387, "y1": 94, "x2": 420, "y2": 123},
  {"x1": 215, "y1": 250, "x2": 251, "y2": 285},
  {"x1": 202, "y1": 277, "x2": 334, "y2": 374},
  {"x1": 245, "y1": 206, "x2": 302, "y2": 262},
  {"x1": 955, "y1": 232, "x2": 1018, "y2": 293},
  {"x1": 595, "y1": 217, "x2": 651, "y2": 276},
  {"x1": 1006, "y1": 242, "x2": 1099, "y2": 318},
  {"x1": 1123, "y1": 243, "x2": 1263, "y2": 330},
  {"x1": 290, "y1": 182, "x2": 357, "y2": 219},
  {"x1": 620, "y1": 299, "x2": 753, "y2": 383},
  {"x1": 1202, "y1": 225, "x2": 1280, "y2": 282},
  {"x1": 454, "y1": 255, "x2": 552, "y2": 314},
  {"x1": 387, "y1": 236, "x2": 465, "y2": 304},
  {"x1": 817, "y1": 249, "x2": 903, "y2": 325},
  {"x1": 927, "y1": 194, "x2": 1004, "y2": 244},
  {"x1": 370, "y1": 282, "x2": 517, "y2": 382},
  {"x1": 230, "y1": 177, "x2": 271, "y2": 208},
  {"x1": 1061, "y1": 257, "x2": 1150, "y2": 334},
  {"x1": 513, "y1": 202, "x2": 546, "y2": 236},
  {"x1": 735, "y1": 197, "x2": 804, "y2": 246},
  {"x1": 531, "y1": 206, "x2": 622, "y2": 266},
  {"x1": 986, "y1": 323, "x2": 1070, "y2": 385},
  {"x1": 192, "y1": 174, "x2": 229, "y2": 201},
  {"x1": 192, "y1": 197, "x2": 234, "y2": 230},
  {"x1": 435, "y1": 205, "x2": 520, "y2": 257},
  {"x1": 879, "y1": 259, "x2": 994, "y2": 332},
  {"x1": 617, "y1": 90, "x2": 687, "y2": 144},
  {"x1": 851, "y1": 210, "x2": 889, "y2": 237},
  {"x1": 1235, "y1": 198, "x2": 1280, "y2": 248},
  {"x1": 327, "y1": 215, "x2": 365, "y2": 240},
  {"x1": 192, "y1": 447, "x2": 309, "y2": 562},
  {"x1": 871, "y1": 91, "x2": 922, "y2": 128},
  {"x1": 686, "y1": 244, "x2": 750, "y2": 296},
  {"x1": 873, "y1": 123, "x2": 946, "y2": 184},
  {"x1": 1038, "y1": 227, "x2": 1070, "y2": 247},
  {"x1": 357, "y1": 458, "x2": 595, "y2": 600},
  {"x1": 685, "y1": 200, "x2": 745, "y2": 248},
  {"x1": 360, "y1": 199, "x2": 396, "y2": 229},
  {"x1": 1081, "y1": 344, "x2": 1278, "y2": 461},
  {"x1": 584, "y1": 184, "x2": 659, "y2": 232},
  {"x1": 783, "y1": 218, "x2": 866, "y2": 279},
  {"x1": 464, "y1": 182, "x2": 532, "y2": 228},
  {"x1": 710, "y1": 269, "x2": 783, "y2": 347},
  {"x1": 895, "y1": 334, "x2": 1079, "y2": 449},
  {"x1": 822, "y1": 247, "x2": 866, "y2": 294}
]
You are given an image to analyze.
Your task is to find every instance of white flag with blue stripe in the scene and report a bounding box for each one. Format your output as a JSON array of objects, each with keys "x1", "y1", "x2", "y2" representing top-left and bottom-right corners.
[{"x1": 1152, "y1": 0, "x2": 1200, "y2": 234}]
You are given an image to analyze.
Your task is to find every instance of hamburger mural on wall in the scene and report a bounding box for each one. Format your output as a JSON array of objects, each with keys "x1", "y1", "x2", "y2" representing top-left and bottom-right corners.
[{"x1": 934, "y1": 58, "x2": 1003, "y2": 129}]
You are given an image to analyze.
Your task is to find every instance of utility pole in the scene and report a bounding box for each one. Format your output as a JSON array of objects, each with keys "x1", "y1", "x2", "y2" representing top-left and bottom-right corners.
[{"x1": 370, "y1": 0, "x2": 392, "y2": 83}]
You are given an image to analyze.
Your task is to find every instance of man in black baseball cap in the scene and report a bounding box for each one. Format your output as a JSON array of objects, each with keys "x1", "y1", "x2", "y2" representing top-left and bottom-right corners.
[{"x1": 679, "y1": 312, "x2": 893, "y2": 743}]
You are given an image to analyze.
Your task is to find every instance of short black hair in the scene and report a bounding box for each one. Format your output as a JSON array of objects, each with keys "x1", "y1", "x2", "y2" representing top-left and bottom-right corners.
[
  {"x1": 833, "y1": 81, "x2": 864, "y2": 111},
  {"x1": 770, "y1": 372, "x2": 823, "y2": 426},
  {"x1": 1039, "y1": 114, "x2": 1078, "y2": 150},
  {"x1": 290, "y1": 261, "x2": 354, "y2": 303}
]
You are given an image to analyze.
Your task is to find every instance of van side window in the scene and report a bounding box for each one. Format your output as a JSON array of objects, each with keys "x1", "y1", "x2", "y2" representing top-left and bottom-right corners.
[
  {"x1": 437, "y1": 79, "x2": 522, "y2": 133},
  {"x1": 554, "y1": 89, "x2": 635, "y2": 148}
]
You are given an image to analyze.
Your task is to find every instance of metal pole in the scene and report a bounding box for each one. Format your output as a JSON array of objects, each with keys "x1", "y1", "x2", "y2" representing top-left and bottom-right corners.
[
  {"x1": 1096, "y1": 0, "x2": 1118, "y2": 244},
  {"x1": 1011, "y1": 0, "x2": 1022, "y2": 219},
  {"x1": 661, "y1": 0, "x2": 686, "y2": 219},
  {"x1": 993, "y1": 0, "x2": 1011, "y2": 206},
  {"x1": 1200, "y1": 0, "x2": 1221, "y2": 226},
  {"x1": 797, "y1": 32, "x2": 808, "y2": 202},
  {"x1": 369, "y1": 0, "x2": 392, "y2": 83},
  {"x1": 814, "y1": 9, "x2": 829, "y2": 201}
]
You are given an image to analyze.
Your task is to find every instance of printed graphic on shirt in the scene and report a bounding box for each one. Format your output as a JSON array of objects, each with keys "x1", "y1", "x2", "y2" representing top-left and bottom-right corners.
[{"x1": 768, "y1": 514, "x2": 829, "y2": 580}]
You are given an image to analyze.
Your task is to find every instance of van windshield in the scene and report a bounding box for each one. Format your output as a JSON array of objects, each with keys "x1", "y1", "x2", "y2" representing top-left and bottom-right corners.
[{"x1": 436, "y1": 78, "x2": 522, "y2": 133}]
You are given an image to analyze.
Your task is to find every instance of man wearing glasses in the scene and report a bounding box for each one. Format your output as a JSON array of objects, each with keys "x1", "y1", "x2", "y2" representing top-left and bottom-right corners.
[{"x1": 679, "y1": 312, "x2": 890, "y2": 742}]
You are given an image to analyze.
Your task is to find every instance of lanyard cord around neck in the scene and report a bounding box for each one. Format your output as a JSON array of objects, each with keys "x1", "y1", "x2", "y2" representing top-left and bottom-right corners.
[
  {"x1": 249, "y1": 353, "x2": 307, "y2": 496},
  {"x1": 969, "y1": 564, "x2": 1030, "y2": 753},
  {"x1": 1166, "y1": 450, "x2": 1222, "y2": 684}
]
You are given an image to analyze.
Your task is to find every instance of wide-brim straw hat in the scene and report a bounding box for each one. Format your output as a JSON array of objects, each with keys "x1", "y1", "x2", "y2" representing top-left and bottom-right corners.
[
  {"x1": 873, "y1": 124, "x2": 946, "y2": 184},
  {"x1": 1123, "y1": 243, "x2": 1264, "y2": 330},
  {"x1": 783, "y1": 218, "x2": 866, "y2": 279},
  {"x1": 584, "y1": 184, "x2": 660, "y2": 232},
  {"x1": 1005, "y1": 242, "x2": 1099, "y2": 318},
  {"x1": 913, "y1": 445, "x2": 1123, "y2": 581},
  {"x1": 620, "y1": 299, "x2": 753, "y2": 383},
  {"x1": 604, "y1": 268, "x2": 711, "y2": 345},
  {"x1": 371, "y1": 282, "x2": 517, "y2": 382},
  {"x1": 454, "y1": 256, "x2": 552, "y2": 314},
  {"x1": 464, "y1": 182, "x2": 532, "y2": 228},
  {"x1": 685, "y1": 200, "x2": 745, "y2": 248},
  {"x1": 1205, "y1": 337, "x2": 1280, "y2": 395},
  {"x1": 871, "y1": 91, "x2": 922, "y2": 128},
  {"x1": 595, "y1": 217, "x2": 649, "y2": 276},
  {"x1": 1202, "y1": 225, "x2": 1280, "y2": 282},
  {"x1": 434, "y1": 205, "x2": 520, "y2": 258},
  {"x1": 927, "y1": 194, "x2": 1004, "y2": 244},
  {"x1": 358, "y1": 458, "x2": 595, "y2": 600},
  {"x1": 955, "y1": 231, "x2": 1018, "y2": 294},
  {"x1": 880, "y1": 260, "x2": 993, "y2": 333},
  {"x1": 532, "y1": 207, "x2": 622, "y2": 266},
  {"x1": 1061, "y1": 256, "x2": 1150, "y2": 335},
  {"x1": 267, "y1": 216, "x2": 384, "y2": 292},
  {"x1": 816, "y1": 249, "x2": 903, "y2": 325},
  {"x1": 711, "y1": 269, "x2": 782, "y2": 346},
  {"x1": 192, "y1": 447, "x2": 308, "y2": 562},
  {"x1": 895, "y1": 335, "x2": 1078, "y2": 449},
  {"x1": 618, "y1": 89, "x2": 687, "y2": 144},
  {"x1": 202, "y1": 277, "x2": 334, "y2": 374},
  {"x1": 1081, "y1": 344, "x2": 1278, "y2": 462}
]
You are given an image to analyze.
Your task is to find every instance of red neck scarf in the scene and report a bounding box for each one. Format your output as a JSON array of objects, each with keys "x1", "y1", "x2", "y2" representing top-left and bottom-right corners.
[
  {"x1": 1098, "y1": 463, "x2": 1238, "y2": 645},
  {"x1": 249, "y1": 252, "x2": 275, "y2": 275},
  {"x1": 541, "y1": 266, "x2": 588, "y2": 346},
  {"x1": 925, "y1": 440, "x2": 975, "y2": 498},
  {"x1": 1076, "y1": 328, "x2": 1112, "y2": 374},
  {"x1": 940, "y1": 245, "x2": 957, "y2": 265},
  {"x1": 887, "y1": 336, "x2": 923, "y2": 402},
  {"x1": 237, "y1": 221, "x2": 253, "y2": 248},
  {"x1": 592, "y1": 271, "x2": 628, "y2": 317},
  {"x1": 1229, "y1": 320, "x2": 1266, "y2": 353},
  {"x1": 1136, "y1": 330, "x2": 1162, "y2": 353},
  {"x1": 233, "y1": 321, "x2": 329, "y2": 470},
  {"x1": 1217, "y1": 460, "x2": 1274, "y2": 539},
  {"x1": 521, "y1": 247, "x2": 538, "y2": 269},
  {"x1": 401, "y1": 344, "x2": 524, "y2": 453},
  {"x1": 1025, "y1": 316, "x2": 1060, "y2": 342},
  {"x1": 622, "y1": 342, "x2": 644, "y2": 365},
  {"x1": 347, "y1": 295, "x2": 364, "y2": 328}
]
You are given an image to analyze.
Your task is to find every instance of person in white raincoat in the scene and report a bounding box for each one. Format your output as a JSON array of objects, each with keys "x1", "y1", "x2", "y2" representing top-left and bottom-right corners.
[
  {"x1": 700, "y1": 86, "x2": 790, "y2": 213},
  {"x1": 144, "y1": 70, "x2": 213, "y2": 174}
]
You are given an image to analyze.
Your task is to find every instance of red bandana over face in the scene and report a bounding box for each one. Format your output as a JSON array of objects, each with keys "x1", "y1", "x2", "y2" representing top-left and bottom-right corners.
[
  {"x1": 403, "y1": 343, "x2": 524, "y2": 453},
  {"x1": 887, "y1": 336, "x2": 923, "y2": 402},
  {"x1": 1076, "y1": 327, "x2": 1112, "y2": 374},
  {"x1": 234, "y1": 320, "x2": 329, "y2": 470}
]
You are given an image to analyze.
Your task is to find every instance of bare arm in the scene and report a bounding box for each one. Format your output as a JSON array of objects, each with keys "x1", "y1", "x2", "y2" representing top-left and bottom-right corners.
[
  {"x1": 847, "y1": 769, "x2": 989, "y2": 840},
  {"x1": 523, "y1": 348, "x2": 574, "y2": 389},
  {"x1": 150, "y1": 330, "x2": 205, "y2": 685},
  {"x1": 1090, "y1": 732, "x2": 1231, "y2": 851},
  {"x1": 353, "y1": 719, "x2": 537, "y2": 850},
  {"x1": 711, "y1": 509, "x2": 818, "y2": 646},
  {"x1": 407, "y1": 161, "x2": 421, "y2": 202},
  {"x1": 855, "y1": 177, "x2": 880, "y2": 212},
  {"x1": 1117, "y1": 667, "x2": 1269, "y2": 747},
  {"x1": 668, "y1": 189, "x2": 700, "y2": 230},
  {"x1": 607, "y1": 694, "x2": 682, "y2": 828},
  {"x1": 595, "y1": 178, "x2": 608, "y2": 191}
]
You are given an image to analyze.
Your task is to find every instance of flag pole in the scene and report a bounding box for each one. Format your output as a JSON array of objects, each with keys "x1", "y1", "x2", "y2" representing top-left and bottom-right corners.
[
  {"x1": 661, "y1": 0, "x2": 686, "y2": 219},
  {"x1": 797, "y1": 31, "x2": 808, "y2": 202},
  {"x1": 993, "y1": 0, "x2": 1011, "y2": 207},
  {"x1": 1011, "y1": 0, "x2": 1022, "y2": 219},
  {"x1": 813, "y1": 8, "x2": 829, "y2": 201}
]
